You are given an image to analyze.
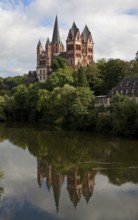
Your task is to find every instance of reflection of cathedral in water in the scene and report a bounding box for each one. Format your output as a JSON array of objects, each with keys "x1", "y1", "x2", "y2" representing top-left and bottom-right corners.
[
  {"x1": 67, "y1": 168, "x2": 95, "y2": 207},
  {"x1": 0, "y1": 186, "x2": 4, "y2": 199},
  {"x1": 37, "y1": 158, "x2": 95, "y2": 211}
]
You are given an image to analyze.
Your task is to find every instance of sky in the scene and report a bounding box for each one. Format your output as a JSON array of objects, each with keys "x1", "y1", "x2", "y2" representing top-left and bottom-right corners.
[{"x1": 0, "y1": 0, "x2": 138, "y2": 77}]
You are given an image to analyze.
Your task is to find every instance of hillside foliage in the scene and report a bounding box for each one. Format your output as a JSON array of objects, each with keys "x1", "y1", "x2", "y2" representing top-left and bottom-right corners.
[{"x1": 0, "y1": 57, "x2": 138, "y2": 137}]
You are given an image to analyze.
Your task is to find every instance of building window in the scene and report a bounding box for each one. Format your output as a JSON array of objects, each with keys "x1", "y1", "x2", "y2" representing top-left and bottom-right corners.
[
  {"x1": 126, "y1": 81, "x2": 130, "y2": 86},
  {"x1": 68, "y1": 44, "x2": 73, "y2": 50},
  {"x1": 76, "y1": 44, "x2": 81, "y2": 50}
]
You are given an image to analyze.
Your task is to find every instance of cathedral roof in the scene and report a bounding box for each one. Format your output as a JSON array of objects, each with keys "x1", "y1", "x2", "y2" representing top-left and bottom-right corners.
[
  {"x1": 37, "y1": 40, "x2": 42, "y2": 48},
  {"x1": 108, "y1": 76, "x2": 138, "y2": 97},
  {"x1": 82, "y1": 25, "x2": 91, "y2": 42},
  {"x1": 71, "y1": 22, "x2": 79, "y2": 38},
  {"x1": 46, "y1": 37, "x2": 50, "y2": 45},
  {"x1": 52, "y1": 15, "x2": 61, "y2": 44},
  {"x1": 82, "y1": 187, "x2": 93, "y2": 203}
]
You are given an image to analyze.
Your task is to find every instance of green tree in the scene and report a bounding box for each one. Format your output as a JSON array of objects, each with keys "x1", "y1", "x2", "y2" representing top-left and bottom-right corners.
[
  {"x1": 85, "y1": 63, "x2": 103, "y2": 95},
  {"x1": 46, "y1": 68, "x2": 74, "y2": 91},
  {"x1": 12, "y1": 84, "x2": 29, "y2": 120},
  {"x1": 76, "y1": 66, "x2": 89, "y2": 87},
  {"x1": 2, "y1": 95, "x2": 15, "y2": 120},
  {"x1": 48, "y1": 84, "x2": 95, "y2": 129},
  {"x1": 0, "y1": 96, "x2": 6, "y2": 121},
  {"x1": 129, "y1": 60, "x2": 138, "y2": 76},
  {"x1": 75, "y1": 63, "x2": 103, "y2": 95},
  {"x1": 51, "y1": 56, "x2": 66, "y2": 71},
  {"x1": 97, "y1": 59, "x2": 130, "y2": 94},
  {"x1": 110, "y1": 94, "x2": 138, "y2": 137},
  {"x1": 36, "y1": 89, "x2": 50, "y2": 122},
  {"x1": 3, "y1": 75, "x2": 27, "y2": 90}
]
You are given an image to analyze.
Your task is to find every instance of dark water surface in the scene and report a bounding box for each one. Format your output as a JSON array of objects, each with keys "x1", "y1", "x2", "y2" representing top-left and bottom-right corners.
[{"x1": 0, "y1": 125, "x2": 138, "y2": 220}]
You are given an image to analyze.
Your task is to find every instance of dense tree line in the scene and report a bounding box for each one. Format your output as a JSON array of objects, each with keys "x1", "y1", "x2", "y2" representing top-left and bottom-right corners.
[{"x1": 0, "y1": 57, "x2": 138, "y2": 137}]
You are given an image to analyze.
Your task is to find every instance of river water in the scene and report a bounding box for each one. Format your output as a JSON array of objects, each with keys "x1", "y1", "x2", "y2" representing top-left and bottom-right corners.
[{"x1": 0, "y1": 125, "x2": 138, "y2": 220}]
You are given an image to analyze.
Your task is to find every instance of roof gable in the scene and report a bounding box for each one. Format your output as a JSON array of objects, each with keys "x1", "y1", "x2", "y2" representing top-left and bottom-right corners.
[
  {"x1": 67, "y1": 22, "x2": 80, "y2": 40},
  {"x1": 82, "y1": 25, "x2": 93, "y2": 42}
]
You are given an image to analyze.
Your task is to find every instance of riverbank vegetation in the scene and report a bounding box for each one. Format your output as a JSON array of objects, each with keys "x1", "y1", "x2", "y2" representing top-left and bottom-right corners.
[{"x1": 0, "y1": 58, "x2": 138, "y2": 137}]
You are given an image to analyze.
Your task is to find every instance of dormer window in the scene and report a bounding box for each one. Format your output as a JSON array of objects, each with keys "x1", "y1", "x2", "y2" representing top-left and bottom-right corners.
[{"x1": 126, "y1": 81, "x2": 129, "y2": 86}]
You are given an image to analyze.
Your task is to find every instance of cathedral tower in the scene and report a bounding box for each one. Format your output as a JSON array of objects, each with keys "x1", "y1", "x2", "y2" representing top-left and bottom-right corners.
[
  {"x1": 66, "y1": 23, "x2": 94, "y2": 68},
  {"x1": 45, "y1": 38, "x2": 51, "y2": 72},
  {"x1": 36, "y1": 40, "x2": 48, "y2": 82},
  {"x1": 37, "y1": 40, "x2": 43, "y2": 66},
  {"x1": 66, "y1": 22, "x2": 82, "y2": 68},
  {"x1": 51, "y1": 15, "x2": 64, "y2": 56},
  {"x1": 81, "y1": 25, "x2": 94, "y2": 65},
  {"x1": 35, "y1": 16, "x2": 94, "y2": 83}
]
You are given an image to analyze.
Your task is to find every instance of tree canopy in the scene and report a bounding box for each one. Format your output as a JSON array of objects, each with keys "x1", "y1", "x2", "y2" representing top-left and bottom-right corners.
[{"x1": 0, "y1": 57, "x2": 138, "y2": 137}]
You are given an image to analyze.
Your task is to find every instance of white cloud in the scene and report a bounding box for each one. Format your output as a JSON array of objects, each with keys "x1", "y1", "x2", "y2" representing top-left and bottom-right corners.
[{"x1": 0, "y1": 0, "x2": 138, "y2": 77}]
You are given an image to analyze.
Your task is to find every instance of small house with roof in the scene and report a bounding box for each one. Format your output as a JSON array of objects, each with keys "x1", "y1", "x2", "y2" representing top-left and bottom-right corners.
[
  {"x1": 108, "y1": 76, "x2": 138, "y2": 103},
  {"x1": 95, "y1": 76, "x2": 138, "y2": 108}
]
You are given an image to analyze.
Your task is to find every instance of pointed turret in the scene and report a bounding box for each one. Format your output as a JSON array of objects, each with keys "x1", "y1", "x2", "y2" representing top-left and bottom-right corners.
[
  {"x1": 45, "y1": 37, "x2": 51, "y2": 68},
  {"x1": 37, "y1": 40, "x2": 43, "y2": 66},
  {"x1": 46, "y1": 37, "x2": 50, "y2": 46},
  {"x1": 82, "y1": 172, "x2": 95, "y2": 203},
  {"x1": 71, "y1": 22, "x2": 78, "y2": 39},
  {"x1": 52, "y1": 173, "x2": 64, "y2": 213},
  {"x1": 37, "y1": 40, "x2": 42, "y2": 49},
  {"x1": 52, "y1": 15, "x2": 60, "y2": 43},
  {"x1": 82, "y1": 25, "x2": 91, "y2": 42}
]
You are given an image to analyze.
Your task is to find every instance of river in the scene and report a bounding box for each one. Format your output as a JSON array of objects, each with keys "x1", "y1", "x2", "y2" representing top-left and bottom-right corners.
[{"x1": 0, "y1": 125, "x2": 138, "y2": 220}]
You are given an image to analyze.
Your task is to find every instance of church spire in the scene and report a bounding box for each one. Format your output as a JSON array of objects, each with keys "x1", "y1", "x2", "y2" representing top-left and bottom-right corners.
[{"x1": 52, "y1": 15, "x2": 60, "y2": 43}]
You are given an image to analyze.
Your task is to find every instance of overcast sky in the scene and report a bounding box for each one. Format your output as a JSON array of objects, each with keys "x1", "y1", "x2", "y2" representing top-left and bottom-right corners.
[{"x1": 0, "y1": 0, "x2": 138, "y2": 77}]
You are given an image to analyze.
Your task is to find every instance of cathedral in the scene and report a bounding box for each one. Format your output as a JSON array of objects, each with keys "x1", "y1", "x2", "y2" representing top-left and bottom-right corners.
[{"x1": 36, "y1": 16, "x2": 94, "y2": 82}]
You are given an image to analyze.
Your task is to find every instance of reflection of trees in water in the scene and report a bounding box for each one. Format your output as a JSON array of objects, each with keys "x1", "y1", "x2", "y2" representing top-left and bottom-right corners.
[
  {"x1": 102, "y1": 167, "x2": 138, "y2": 186},
  {"x1": 0, "y1": 168, "x2": 4, "y2": 200},
  {"x1": 37, "y1": 158, "x2": 95, "y2": 211},
  {"x1": 37, "y1": 156, "x2": 138, "y2": 212},
  {"x1": 0, "y1": 125, "x2": 138, "y2": 186}
]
